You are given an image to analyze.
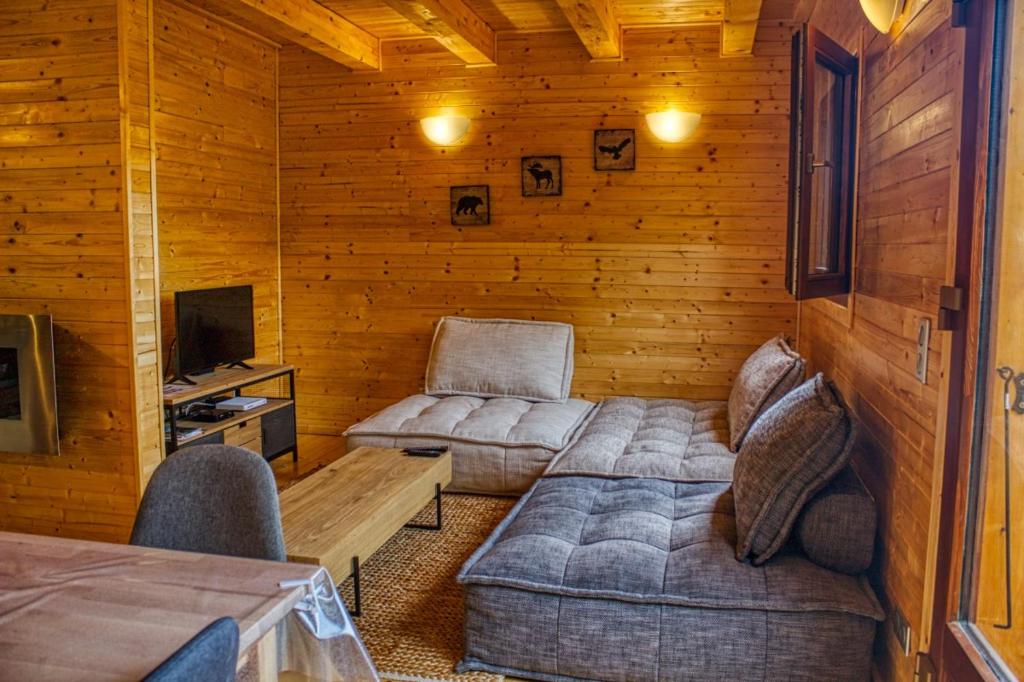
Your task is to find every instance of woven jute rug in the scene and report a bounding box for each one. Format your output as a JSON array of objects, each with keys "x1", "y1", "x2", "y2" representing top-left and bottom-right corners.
[{"x1": 338, "y1": 493, "x2": 517, "y2": 682}]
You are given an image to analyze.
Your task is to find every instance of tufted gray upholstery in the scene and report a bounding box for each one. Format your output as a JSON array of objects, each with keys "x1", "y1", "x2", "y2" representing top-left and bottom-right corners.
[
  {"x1": 795, "y1": 466, "x2": 877, "y2": 575},
  {"x1": 344, "y1": 394, "x2": 594, "y2": 494},
  {"x1": 130, "y1": 445, "x2": 286, "y2": 562},
  {"x1": 458, "y1": 476, "x2": 883, "y2": 681},
  {"x1": 543, "y1": 397, "x2": 736, "y2": 482}
]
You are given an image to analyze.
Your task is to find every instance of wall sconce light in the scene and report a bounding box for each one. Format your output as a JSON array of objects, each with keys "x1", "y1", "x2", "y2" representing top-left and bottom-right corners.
[
  {"x1": 858, "y1": 0, "x2": 906, "y2": 33},
  {"x1": 645, "y1": 109, "x2": 701, "y2": 143},
  {"x1": 420, "y1": 114, "x2": 470, "y2": 146}
]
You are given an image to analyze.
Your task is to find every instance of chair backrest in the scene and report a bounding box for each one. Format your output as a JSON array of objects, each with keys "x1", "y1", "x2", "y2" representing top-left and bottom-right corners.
[
  {"x1": 144, "y1": 616, "x2": 239, "y2": 682},
  {"x1": 131, "y1": 445, "x2": 287, "y2": 561}
]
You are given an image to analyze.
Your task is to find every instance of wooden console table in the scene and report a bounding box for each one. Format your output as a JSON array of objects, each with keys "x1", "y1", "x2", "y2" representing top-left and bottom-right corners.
[{"x1": 163, "y1": 364, "x2": 297, "y2": 462}]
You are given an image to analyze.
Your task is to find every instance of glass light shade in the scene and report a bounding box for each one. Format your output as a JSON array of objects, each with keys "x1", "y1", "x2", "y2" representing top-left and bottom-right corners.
[
  {"x1": 420, "y1": 114, "x2": 470, "y2": 145},
  {"x1": 645, "y1": 110, "x2": 701, "y2": 143},
  {"x1": 859, "y1": 0, "x2": 904, "y2": 33}
]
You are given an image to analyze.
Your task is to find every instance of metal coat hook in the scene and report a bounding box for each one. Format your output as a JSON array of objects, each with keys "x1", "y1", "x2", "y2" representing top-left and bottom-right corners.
[{"x1": 994, "y1": 366, "x2": 1016, "y2": 630}]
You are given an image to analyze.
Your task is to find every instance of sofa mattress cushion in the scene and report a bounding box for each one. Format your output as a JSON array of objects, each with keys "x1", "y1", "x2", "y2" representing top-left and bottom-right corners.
[
  {"x1": 459, "y1": 476, "x2": 882, "y2": 618},
  {"x1": 457, "y1": 476, "x2": 882, "y2": 681},
  {"x1": 344, "y1": 395, "x2": 595, "y2": 494},
  {"x1": 543, "y1": 397, "x2": 736, "y2": 483},
  {"x1": 425, "y1": 317, "x2": 575, "y2": 402},
  {"x1": 344, "y1": 394, "x2": 593, "y2": 451}
]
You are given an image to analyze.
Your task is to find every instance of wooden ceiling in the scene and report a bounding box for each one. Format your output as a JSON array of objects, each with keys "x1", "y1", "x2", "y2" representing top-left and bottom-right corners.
[{"x1": 191, "y1": 0, "x2": 800, "y2": 69}]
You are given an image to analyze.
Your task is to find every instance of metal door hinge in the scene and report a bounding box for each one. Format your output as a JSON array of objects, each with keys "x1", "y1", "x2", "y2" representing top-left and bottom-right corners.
[
  {"x1": 952, "y1": 0, "x2": 970, "y2": 28},
  {"x1": 937, "y1": 285, "x2": 965, "y2": 331},
  {"x1": 915, "y1": 652, "x2": 938, "y2": 682}
]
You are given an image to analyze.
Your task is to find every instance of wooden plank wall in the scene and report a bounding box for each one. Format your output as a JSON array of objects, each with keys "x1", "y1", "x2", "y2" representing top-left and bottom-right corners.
[
  {"x1": 152, "y1": 0, "x2": 281, "y2": 368},
  {"x1": 797, "y1": 1, "x2": 965, "y2": 680},
  {"x1": 119, "y1": 0, "x2": 165, "y2": 491},
  {"x1": 278, "y1": 27, "x2": 797, "y2": 435},
  {"x1": 0, "y1": 0, "x2": 141, "y2": 541}
]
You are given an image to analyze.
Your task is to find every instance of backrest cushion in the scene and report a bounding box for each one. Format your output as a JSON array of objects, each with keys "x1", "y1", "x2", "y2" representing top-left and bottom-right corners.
[
  {"x1": 727, "y1": 334, "x2": 804, "y2": 451},
  {"x1": 795, "y1": 466, "x2": 877, "y2": 575},
  {"x1": 425, "y1": 317, "x2": 575, "y2": 403},
  {"x1": 733, "y1": 373, "x2": 857, "y2": 565}
]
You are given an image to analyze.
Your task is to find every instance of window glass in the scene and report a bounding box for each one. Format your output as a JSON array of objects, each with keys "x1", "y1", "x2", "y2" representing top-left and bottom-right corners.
[{"x1": 808, "y1": 61, "x2": 842, "y2": 276}]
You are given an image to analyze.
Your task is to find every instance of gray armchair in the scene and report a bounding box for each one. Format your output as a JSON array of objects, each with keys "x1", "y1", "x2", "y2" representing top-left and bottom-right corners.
[{"x1": 130, "y1": 445, "x2": 286, "y2": 561}]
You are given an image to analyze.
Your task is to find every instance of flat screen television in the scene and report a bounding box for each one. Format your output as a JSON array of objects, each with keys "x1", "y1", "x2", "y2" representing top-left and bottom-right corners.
[{"x1": 174, "y1": 285, "x2": 255, "y2": 378}]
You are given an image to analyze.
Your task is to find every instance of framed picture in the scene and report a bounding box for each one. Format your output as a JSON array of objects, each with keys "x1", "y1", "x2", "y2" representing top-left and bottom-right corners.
[
  {"x1": 521, "y1": 156, "x2": 562, "y2": 197},
  {"x1": 450, "y1": 185, "x2": 490, "y2": 226},
  {"x1": 594, "y1": 129, "x2": 635, "y2": 171}
]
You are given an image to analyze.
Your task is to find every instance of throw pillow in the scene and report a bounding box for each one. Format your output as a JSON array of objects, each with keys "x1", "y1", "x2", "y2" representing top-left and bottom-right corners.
[
  {"x1": 727, "y1": 334, "x2": 804, "y2": 452},
  {"x1": 733, "y1": 373, "x2": 857, "y2": 565}
]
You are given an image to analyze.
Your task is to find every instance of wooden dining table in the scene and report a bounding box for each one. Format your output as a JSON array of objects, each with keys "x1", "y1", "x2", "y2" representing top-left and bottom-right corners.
[{"x1": 0, "y1": 531, "x2": 320, "y2": 681}]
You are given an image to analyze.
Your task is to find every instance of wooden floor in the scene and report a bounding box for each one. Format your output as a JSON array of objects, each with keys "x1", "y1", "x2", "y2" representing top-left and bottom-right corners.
[{"x1": 271, "y1": 433, "x2": 348, "y2": 492}]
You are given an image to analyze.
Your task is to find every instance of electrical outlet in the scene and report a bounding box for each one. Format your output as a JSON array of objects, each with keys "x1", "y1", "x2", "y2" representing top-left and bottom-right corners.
[
  {"x1": 916, "y1": 318, "x2": 930, "y2": 384},
  {"x1": 892, "y1": 606, "x2": 912, "y2": 656}
]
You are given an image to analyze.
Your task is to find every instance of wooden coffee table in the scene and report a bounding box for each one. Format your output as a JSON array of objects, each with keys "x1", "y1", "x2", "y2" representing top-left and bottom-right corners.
[{"x1": 279, "y1": 446, "x2": 452, "y2": 615}]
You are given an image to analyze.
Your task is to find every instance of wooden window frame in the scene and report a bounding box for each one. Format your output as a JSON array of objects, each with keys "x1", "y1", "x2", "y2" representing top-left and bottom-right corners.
[{"x1": 786, "y1": 25, "x2": 858, "y2": 301}]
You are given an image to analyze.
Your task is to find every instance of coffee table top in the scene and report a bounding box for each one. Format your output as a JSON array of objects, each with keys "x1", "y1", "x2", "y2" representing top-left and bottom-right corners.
[{"x1": 280, "y1": 447, "x2": 452, "y2": 575}]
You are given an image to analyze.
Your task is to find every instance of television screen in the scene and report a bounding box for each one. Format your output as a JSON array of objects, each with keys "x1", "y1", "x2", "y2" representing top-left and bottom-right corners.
[{"x1": 175, "y1": 285, "x2": 255, "y2": 376}]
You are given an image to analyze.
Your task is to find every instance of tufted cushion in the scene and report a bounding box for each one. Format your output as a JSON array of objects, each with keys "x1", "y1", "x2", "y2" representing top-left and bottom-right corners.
[
  {"x1": 344, "y1": 394, "x2": 594, "y2": 494},
  {"x1": 544, "y1": 397, "x2": 736, "y2": 482},
  {"x1": 425, "y1": 317, "x2": 575, "y2": 403},
  {"x1": 458, "y1": 476, "x2": 883, "y2": 681},
  {"x1": 727, "y1": 334, "x2": 804, "y2": 451},
  {"x1": 733, "y1": 374, "x2": 857, "y2": 565},
  {"x1": 796, "y1": 467, "x2": 877, "y2": 575}
]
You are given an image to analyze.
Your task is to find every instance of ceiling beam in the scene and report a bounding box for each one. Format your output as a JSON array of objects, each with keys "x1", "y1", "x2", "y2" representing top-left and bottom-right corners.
[
  {"x1": 197, "y1": 0, "x2": 381, "y2": 70},
  {"x1": 553, "y1": 0, "x2": 621, "y2": 60},
  {"x1": 383, "y1": 0, "x2": 496, "y2": 65},
  {"x1": 721, "y1": 0, "x2": 764, "y2": 56}
]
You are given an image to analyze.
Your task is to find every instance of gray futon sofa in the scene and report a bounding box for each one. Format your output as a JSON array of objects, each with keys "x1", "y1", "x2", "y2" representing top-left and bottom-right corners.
[
  {"x1": 457, "y1": 335, "x2": 884, "y2": 681},
  {"x1": 344, "y1": 317, "x2": 594, "y2": 494}
]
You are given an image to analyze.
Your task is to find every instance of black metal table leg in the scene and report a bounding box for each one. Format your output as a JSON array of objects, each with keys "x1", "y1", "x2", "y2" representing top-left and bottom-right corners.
[
  {"x1": 350, "y1": 556, "x2": 361, "y2": 617},
  {"x1": 405, "y1": 483, "x2": 443, "y2": 531}
]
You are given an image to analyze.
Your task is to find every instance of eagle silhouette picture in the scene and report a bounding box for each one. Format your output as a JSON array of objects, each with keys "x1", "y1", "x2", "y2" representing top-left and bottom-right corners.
[
  {"x1": 521, "y1": 156, "x2": 562, "y2": 196},
  {"x1": 450, "y1": 185, "x2": 490, "y2": 226},
  {"x1": 594, "y1": 129, "x2": 636, "y2": 171},
  {"x1": 598, "y1": 137, "x2": 632, "y2": 159}
]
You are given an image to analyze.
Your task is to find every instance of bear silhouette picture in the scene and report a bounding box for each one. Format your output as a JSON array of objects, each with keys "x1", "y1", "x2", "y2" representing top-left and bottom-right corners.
[
  {"x1": 450, "y1": 185, "x2": 490, "y2": 226},
  {"x1": 456, "y1": 195, "x2": 484, "y2": 216},
  {"x1": 521, "y1": 156, "x2": 562, "y2": 196}
]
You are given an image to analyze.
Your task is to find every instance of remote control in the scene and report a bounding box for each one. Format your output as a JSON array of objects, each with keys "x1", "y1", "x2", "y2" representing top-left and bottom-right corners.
[{"x1": 402, "y1": 447, "x2": 446, "y2": 457}]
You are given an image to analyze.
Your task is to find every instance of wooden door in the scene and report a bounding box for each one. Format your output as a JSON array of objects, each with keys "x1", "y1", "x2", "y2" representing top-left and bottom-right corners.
[{"x1": 934, "y1": 1, "x2": 1024, "y2": 679}]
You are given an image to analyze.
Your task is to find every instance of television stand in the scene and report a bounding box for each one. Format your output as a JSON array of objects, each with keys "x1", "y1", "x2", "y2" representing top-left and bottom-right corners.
[
  {"x1": 163, "y1": 364, "x2": 298, "y2": 463},
  {"x1": 225, "y1": 360, "x2": 254, "y2": 370}
]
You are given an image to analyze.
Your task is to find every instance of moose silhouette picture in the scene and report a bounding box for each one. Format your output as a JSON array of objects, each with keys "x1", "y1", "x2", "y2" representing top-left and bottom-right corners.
[
  {"x1": 521, "y1": 156, "x2": 562, "y2": 197},
  {"x1": 594, "y1": 129, "x2": 635, "y2": 171},
  {"x1": 450, "y1": 185, "x2": 490, "y2": 226}
]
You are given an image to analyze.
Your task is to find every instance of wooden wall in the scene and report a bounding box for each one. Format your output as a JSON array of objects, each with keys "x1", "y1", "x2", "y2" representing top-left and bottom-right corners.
[
  {"x1": 0, "y1": 0, "x2": 141, "y2": 541},
  {"x1": 152, "y1": 0, "x2": 281, "y2": 368},
  {"x1": 278, "y1": 27, "x2": 797, "y2": 435},
  {"x1": 796, "y1": 1, "x2": 966, "y2": 680}
]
